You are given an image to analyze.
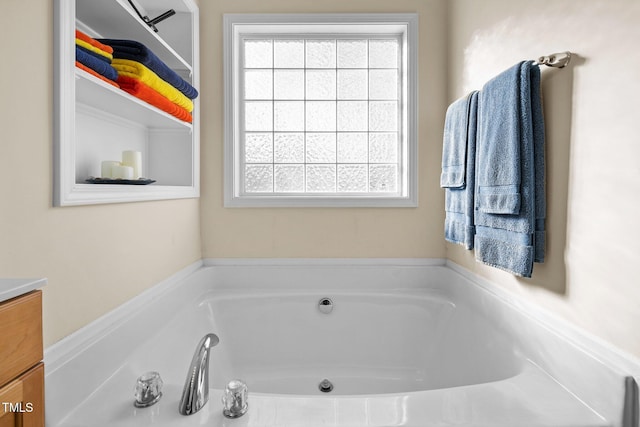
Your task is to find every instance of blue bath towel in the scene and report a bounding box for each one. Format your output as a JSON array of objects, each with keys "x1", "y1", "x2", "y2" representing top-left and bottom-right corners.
[
  {"x1": 75, "y1": 46, "x2": 118, "y2": 82},
  {"x1": 441, "y1": 91, "x2": 479, "y2": 249},
  {"x1": 476, "y1": 64, "x2": 522, "y2": 214},
  {"x1": 76, "y1": 44, "x2": 111, "y2": 64},
  {"x1": 441, "y1": 93, "x2": 471, "y2": 188},
  {"x1": 474, "y1": 61, "x2": 545, "y2": 277},
  {"x1": 97, "y1": 39, "x2": 198, "y2": 100}
]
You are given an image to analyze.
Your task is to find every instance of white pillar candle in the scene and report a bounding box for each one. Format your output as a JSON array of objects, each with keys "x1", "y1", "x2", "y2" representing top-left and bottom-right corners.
[
  {"x1": 101, "y1": 161, "x2": 121, "y2": 178},
  {"x1": 122, "y1": 150, "x2": 142, "y2": 179},
  {"x1": 111, "y1": 165, "x2": 134, "y2": 180}
]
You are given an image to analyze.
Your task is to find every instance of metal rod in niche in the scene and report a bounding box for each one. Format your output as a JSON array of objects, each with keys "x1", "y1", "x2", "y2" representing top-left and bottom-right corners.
[
  {"x1": 126, "y1": 0, "x2": 175, "y2": 33},
  {"x1": 535, "y1": 51, "x2": 572, "y2": 68}
]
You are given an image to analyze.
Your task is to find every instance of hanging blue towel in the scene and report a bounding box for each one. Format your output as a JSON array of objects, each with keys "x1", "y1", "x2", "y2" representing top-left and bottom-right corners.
[
  {"x1": 475, "y1": 64, "x2": 522, "y2": 214},
  {"x1": 474, "y1": 61, "x2": 545, "y2": 277},
  {"x1": 441, "y1": 92, "x2": 471, "y2": 188},
  {"x1": 441, "y1": 91, "x2": 479, "y2": 249},
  {"x1": 97, "y1": 39, "x2": 199, "y2": 100}
]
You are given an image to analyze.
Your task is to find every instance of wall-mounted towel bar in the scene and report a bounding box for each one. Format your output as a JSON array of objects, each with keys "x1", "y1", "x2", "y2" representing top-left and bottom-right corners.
[{"x1": 536, "y1": 51, "x2": 572, "y2": 68}]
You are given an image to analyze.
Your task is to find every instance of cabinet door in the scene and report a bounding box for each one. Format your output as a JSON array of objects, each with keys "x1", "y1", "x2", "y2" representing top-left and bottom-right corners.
[
  {"x1": 0, "y1": 291, "x2": 43, "y2": 388},
  {"x1": 0, "y1": 364, "x2": 44, "y2": 427}
]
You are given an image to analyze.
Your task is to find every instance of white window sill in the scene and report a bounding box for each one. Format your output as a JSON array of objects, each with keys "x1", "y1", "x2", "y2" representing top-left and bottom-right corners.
[{"x1": 224, "y1": 194, "x2": 418, "y2": 208}]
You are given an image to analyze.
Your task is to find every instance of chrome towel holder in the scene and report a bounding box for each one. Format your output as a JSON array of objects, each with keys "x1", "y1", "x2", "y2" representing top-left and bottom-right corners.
[{"x1": 536, "y1": 51, "x2": 572, "y2": 68}]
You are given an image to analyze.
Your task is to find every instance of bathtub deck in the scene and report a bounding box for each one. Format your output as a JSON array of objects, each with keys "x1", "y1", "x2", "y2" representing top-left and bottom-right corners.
[{"x1": 57, "y1": 362, "x2": 607, "y2": 427}]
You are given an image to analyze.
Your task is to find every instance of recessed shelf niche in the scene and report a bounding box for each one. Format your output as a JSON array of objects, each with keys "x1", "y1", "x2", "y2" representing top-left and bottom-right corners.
[{"x1": 54, "y1": 0, "x2": 199, "y2": 206}]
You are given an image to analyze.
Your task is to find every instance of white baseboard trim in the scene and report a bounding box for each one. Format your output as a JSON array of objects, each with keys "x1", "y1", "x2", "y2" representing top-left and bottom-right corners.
[{"x1": 203, "y1": 257, "x2": 447, "y2": 267}]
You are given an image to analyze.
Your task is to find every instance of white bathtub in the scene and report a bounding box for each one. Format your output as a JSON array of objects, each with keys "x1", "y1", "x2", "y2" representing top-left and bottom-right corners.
[{"x1": 45, "y1": 260, "x2": 639, "y2": 427}]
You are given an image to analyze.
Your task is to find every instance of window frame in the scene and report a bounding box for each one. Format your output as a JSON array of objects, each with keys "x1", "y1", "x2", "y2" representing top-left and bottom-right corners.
[{"x1": 223, "y1": 13, "x2": 418, "y2": 207}]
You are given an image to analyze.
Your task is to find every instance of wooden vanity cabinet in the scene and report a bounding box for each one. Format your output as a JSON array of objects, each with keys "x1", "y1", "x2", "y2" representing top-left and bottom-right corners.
[{"x1": 0, "y1": 291, "x2": 44, "y2": 427}]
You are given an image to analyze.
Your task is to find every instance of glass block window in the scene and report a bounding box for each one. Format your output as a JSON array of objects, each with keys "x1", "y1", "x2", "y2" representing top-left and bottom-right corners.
[{"x1": 225, "y1": 15, "x2": 418, "y2": 207}]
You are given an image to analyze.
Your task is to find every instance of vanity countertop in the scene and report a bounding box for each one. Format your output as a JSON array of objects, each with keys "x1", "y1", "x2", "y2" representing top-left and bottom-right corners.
[{"x1": 0, "y1": 278, "x2": 47, "y2": 303}]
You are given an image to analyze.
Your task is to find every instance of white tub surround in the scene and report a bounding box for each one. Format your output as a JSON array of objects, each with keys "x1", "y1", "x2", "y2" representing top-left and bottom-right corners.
[{"x1": 44, "y1": 260, "x2": 639, "y2": 427}]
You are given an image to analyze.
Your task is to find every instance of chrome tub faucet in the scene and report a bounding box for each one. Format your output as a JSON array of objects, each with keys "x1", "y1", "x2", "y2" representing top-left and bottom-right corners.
[{"x1": 178, "y1": 333, "x2": 219, "y2": 415}]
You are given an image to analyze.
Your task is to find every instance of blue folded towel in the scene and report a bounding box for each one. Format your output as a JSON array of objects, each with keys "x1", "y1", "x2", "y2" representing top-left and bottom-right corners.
[
  {"x1": 476, "y1": 63, "x2": 522, "y2": 214},
  {"x1": 474, "y1": 61, "x2": 545, "y2": 277},
  {"x1": 441, "y1": 91, "x2": 479, "y2": 249},
  {"x1": 76, "y1": 44, "x2": 111, "y2": 64},
  {"x1": 441, "y1": 93, "x2": 472, "y2": 188},
  {"x1": 97, "y1": 39, "x2": 198, "y2": 100},
  {"x1": 75, "y1": 46, "x2": 118, "y2": 82}
]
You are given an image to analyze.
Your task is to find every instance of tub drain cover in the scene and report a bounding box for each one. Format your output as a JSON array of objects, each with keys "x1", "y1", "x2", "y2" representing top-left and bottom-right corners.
[{"x1": 319, "y1": 379, "x2": 333, "y2": 393}]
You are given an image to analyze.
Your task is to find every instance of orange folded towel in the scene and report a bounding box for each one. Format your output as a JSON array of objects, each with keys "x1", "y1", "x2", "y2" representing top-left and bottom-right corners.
[
  {"x1": 117, "y1": 75, "x2": 192, "y2": 123},
  {"x1": 75, "y1": 61, "x2": 120, "y2": 88},
  {"x1": 75, "y1": 29, "x2": 114, "y2": 55},
  {"x1": 112, "y1": 59, "x2": 193, "y2": 112}
]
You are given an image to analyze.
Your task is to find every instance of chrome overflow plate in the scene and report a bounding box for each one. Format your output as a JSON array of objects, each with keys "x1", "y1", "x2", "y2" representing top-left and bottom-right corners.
[{"x1": 318, "y1": 298, "x2": 333, "y2": 314}]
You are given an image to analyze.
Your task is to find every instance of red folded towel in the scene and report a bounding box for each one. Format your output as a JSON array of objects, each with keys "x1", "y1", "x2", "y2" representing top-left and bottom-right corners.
[
  {"x1": 75, "y1": 29, "x2": 114, "y2": 55},
  {"x1": 117, "y1": 75, "x2": 193, "y2": 123},
  {"x1": 75, "y1": 61, "x2": 120, "y2": 88}
]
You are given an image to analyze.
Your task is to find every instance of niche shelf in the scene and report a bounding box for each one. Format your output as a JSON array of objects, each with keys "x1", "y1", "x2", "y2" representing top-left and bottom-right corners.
[{"x1": 54, "y1": 0, "x2": 200, "y2": 206}]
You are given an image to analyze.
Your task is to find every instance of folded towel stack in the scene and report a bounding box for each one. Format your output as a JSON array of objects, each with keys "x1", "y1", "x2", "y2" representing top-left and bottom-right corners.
[
  {"x1": 441, "y1": 61, "x2": 545, "y2": 278},
  {"x1": 98, "y1": 39, "x2": 198, "y2": 123},
  {"x1": 117, "y1": 76, "x2": 193, "y2": 123},
  {"x1": 75, "y1": 30, "x2": 119, "y2": 88}
]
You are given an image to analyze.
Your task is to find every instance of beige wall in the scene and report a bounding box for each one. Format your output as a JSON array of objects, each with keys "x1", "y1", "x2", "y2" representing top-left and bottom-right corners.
[
  {"x1": 199, "y1": 0, "x2": 448, "y2": 259},
  {"x1": 447, "y1": 0, "x2": 640, "y2": 358},
  {"x1": 0, "y1": 0, "x2": 202, "y2": 347}
]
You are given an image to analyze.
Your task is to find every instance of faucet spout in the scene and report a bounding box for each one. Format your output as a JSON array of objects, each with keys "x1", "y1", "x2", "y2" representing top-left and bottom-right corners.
[{"x1": 178, "y1": 333, "x2": 219, "y2": 415}]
